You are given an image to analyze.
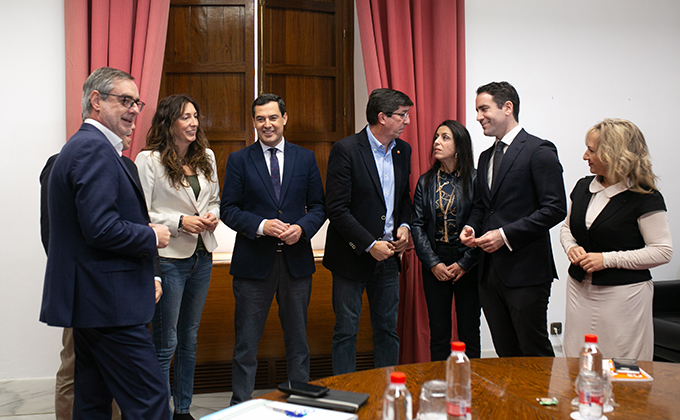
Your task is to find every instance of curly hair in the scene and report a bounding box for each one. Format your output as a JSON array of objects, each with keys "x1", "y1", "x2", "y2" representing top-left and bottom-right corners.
[
  {"x1": 587, "y1": 118, "x2": 657, "y2": 193},
  {"x1": 143, "y1": 94, "x2": 214, "y2": 188}
]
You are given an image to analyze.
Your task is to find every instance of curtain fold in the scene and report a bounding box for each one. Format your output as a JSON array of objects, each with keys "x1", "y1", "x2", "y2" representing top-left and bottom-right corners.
[
  {"x1": 356, "y1": 0, "x2": 466, "y2": 364},
  {"x1": 64, "y1": 0, "x2": 170, "y2": 159}
]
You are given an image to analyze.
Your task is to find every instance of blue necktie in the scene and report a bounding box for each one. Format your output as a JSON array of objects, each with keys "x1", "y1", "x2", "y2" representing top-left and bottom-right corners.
[{"x1": 269, "y1": 148, "x2": 281, "y2": 200}]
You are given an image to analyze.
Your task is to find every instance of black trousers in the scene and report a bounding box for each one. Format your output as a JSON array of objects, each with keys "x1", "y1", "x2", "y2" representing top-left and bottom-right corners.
[
  {"x1": 421, "y1": 242, "x2": 481, "y2": 361},
  {"x1": 479, "y1": 255, "x2": 554, "y2": 357}
]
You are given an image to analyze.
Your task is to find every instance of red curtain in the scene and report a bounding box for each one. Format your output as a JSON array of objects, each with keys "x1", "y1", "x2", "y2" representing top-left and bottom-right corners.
[
  {"x1": 356, "y1": 0, "x2": 466, "y2": 363},
  {"x1": 64, "y1": 0, "x2": 170, "y2": 159}
]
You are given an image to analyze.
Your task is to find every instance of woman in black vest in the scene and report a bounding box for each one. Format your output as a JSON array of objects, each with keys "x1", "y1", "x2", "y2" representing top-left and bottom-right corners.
[
  {"x1": 560, "y1": 119, "x2": 672, "y2": 360},
  {"x1": 412, "y1": 120, "x2": 481, "y2": 360}
]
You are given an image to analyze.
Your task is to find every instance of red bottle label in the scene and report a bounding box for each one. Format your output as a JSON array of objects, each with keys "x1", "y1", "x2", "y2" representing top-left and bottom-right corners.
[
  {"x1": 446, "y1": 401, "x2": 471, "y2": 415},
  {"x1": 579, "y1": 390, "x2": 604, "y2": 405}
]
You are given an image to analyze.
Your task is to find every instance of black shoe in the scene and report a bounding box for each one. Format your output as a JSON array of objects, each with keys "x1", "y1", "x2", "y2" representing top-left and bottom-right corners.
[{"x1": 173, "y1": 413, "x2": 195, "y2": 420}]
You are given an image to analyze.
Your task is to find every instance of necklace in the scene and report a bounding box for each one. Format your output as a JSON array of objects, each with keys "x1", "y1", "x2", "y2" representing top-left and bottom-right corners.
[{"x1": 436, "y1": 169, "x2": 457, "y2": 242}]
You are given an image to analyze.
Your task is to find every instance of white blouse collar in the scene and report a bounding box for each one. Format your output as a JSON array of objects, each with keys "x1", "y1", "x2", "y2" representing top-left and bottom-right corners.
[{"x1": 588, "y1": 177, "x2": 629, "y2": 198}]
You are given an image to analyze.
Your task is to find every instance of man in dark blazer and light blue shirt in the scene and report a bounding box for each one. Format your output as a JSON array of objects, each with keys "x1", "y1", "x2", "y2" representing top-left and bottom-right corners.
[
  {"x1": 323, "y1": 88, "x2": 413, "y2": 375},
  {"x1": 461, "y1": 81, "x2": 567, "y2": 357},
  {"x1": 39, "y1": 67, "x2": 170, "y2": 419},
  {"x1": 220, "y1": 94, "x2": 325, "y2": 405}
]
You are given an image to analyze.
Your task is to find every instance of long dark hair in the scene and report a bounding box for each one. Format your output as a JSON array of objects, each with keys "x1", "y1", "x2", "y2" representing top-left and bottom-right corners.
[
  {"x1": 144, "y1": 94, "x2": 214, "y2": 188},
  {"x1": 422, "y1": 120, "x2": 474, "y2": 195}
]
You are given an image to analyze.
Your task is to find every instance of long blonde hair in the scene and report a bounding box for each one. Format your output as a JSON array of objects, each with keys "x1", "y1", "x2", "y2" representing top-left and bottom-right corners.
[{"x1": 587, "y1": 118, "x2": 657, "y2": 193}]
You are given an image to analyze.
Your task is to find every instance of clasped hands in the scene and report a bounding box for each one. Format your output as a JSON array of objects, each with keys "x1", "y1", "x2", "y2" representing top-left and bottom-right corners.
[
  {"x1": 432, "y1": 262, "x2": 466, "y2": 283},
  {"x1": 460, "y1": 226, "x2": 504, "y2": 253},
  {"x1": 369, "y1": 226, "x2": 410, "y2": 261},
  {"x1": 181, "y1": 213, "x2": 219, "y2": 234},
  {"x1": 264, "y1": 219, "x2": 303, "y2": 245},
  {"x1": 149, "y1": 213, "x2": 218, "y2": 250},
  {"x1": 567, "y1": 246, "x2": 604, "y2": 273}
]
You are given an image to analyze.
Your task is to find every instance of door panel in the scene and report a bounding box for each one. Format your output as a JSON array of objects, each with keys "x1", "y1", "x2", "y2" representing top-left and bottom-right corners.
[
  {"x1": 262, "y1": 0, "x2": 354, "y2": 186},
  {"x1": 161, "y1": 1, "x2": 255, "y2": 189}
]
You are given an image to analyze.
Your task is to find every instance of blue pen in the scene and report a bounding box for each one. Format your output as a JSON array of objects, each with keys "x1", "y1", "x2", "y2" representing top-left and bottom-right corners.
[{"x1": 266, "y1": 404, "x2": 308, "y2": 418}]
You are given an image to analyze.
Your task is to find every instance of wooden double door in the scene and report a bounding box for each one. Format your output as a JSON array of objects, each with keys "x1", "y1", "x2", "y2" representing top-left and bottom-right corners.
[{"x1": 161, "y1": 0, "x2": 355, "y2": 189}]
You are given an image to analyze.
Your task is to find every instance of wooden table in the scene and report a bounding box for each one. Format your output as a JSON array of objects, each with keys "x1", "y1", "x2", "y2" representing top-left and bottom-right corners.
[{"x1": 262, "y1": 357, "x2": 680, "y2": 419}]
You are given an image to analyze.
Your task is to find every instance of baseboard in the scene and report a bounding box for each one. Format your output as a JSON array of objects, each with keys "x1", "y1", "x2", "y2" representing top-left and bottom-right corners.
[
  {"x1": 0, "y1": 377, "x2": 54, "y2": 416},
  {"x1": 479, "y1": 339, "x2": 563, "y2": 359}
]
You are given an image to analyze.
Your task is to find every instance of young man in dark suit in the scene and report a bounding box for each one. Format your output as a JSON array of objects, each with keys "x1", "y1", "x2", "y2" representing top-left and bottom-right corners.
[
  {"x1": 323, "y1": 88, "x2": 413, "y2": 375},
  {"x1": 220, "y1": 94, "x2": 326, "y2": 405},
  {"x1": 40, "y1": 67, "x2": 170, "y2": 419},
  {"x1": 460, "y1": 81, "x2": 567, "y2": 357}
]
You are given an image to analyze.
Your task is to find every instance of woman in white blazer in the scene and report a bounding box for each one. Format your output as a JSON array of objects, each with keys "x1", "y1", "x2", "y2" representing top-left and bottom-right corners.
[{"x1": 135, "y1": 94, "x2": 220, "y2": 420}]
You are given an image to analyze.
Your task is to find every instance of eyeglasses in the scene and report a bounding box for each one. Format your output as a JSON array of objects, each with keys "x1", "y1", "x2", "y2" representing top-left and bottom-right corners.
[
  {"x1": 391, "y1": 111, "x2": 409, "y2": 119},
  {"x1": 103, "y1": 92, "x2": 145, "y2": 111}
]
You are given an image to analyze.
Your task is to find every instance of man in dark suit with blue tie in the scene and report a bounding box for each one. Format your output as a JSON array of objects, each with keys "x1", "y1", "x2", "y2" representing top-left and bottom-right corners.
[
  {"x1": 39, "y1": 67, "x2": 171, "y2": 419},
  {"x1": 461, "y1": 81, "x2": 567, "y2": 357},
  {"x1": 220, "y1": 94, "x2": 326, "y2": 405},
  {"x1": 323, "y1": 88, "x2": 413, "y2": 375}
]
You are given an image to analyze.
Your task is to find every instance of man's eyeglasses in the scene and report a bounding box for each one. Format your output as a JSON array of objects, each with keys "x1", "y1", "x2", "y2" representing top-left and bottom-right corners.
[
  {"x1": 390, "y1": 111, "x2": 409, "y2": 119},
  {"x1": 103, "y1": 92, "x2": 145, "y2": 111}
]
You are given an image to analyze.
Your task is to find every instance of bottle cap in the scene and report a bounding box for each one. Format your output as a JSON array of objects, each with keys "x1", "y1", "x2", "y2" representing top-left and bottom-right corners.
[
  {"x1": 585, "y1": 334, "x2": 598, "y2": 343},
  {"x1": 451, "y1": 341, "x2": 466, "y2": 352},
  {"x1": 390, "y1": 372, "x2": 406, "y2": 384}
]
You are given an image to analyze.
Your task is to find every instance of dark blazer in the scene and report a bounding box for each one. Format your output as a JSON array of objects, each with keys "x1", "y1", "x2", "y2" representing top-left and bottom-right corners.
[
  {"x1": 39, "y1": 123, "x2": 158, "y2": 328},
  {"x1": 412, "y1": 169, "x2": 479, "y2": 272},
  {"x1": 220, "y1": 141, "x2": 326, "y2": 279},
  {"x1": 466, "y1": 129, "x2": 566, "y2": 287},
  {"x1": 323, "y1": 128, "x2": 412, "y2": 279},
  {"x1": 567, "y1": 175, "x2": 666, "y2": 286},
  {"x1": 40, "y1": 153, "x2": 162, "y2": 276}
]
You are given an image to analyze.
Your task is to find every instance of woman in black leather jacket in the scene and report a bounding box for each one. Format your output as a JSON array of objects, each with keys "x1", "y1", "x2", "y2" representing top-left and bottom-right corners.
[{"x1": 412, "y1": 120, "x2": 481, "y2": 360}]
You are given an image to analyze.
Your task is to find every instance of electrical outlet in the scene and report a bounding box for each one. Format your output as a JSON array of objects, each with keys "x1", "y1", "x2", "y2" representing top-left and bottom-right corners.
[{"x1": 550, "y1": 322, "x2": 562, "y2": 335}]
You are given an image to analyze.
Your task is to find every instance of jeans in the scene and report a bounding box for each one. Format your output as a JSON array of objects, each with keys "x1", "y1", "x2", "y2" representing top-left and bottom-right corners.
[
  {"x1": 331, "y1": 256, "x2": 400, "y2": 375},
  {"x1": 151, "y1": 250, "x2": 212, "y2": 414}
]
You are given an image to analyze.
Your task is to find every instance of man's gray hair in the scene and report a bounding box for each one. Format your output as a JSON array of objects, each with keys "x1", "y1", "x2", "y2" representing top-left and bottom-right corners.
[{"x1": 81, "y1": 67, "x2": 134, "y2": 121}]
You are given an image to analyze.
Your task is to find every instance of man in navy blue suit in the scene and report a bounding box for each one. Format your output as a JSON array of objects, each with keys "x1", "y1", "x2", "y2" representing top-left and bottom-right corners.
[
  {"x1": 40, "y1": 126, "x2": 162, "y2": 420},
  {"x1": 220, "y1": 94, "x2": 325, "y2": 405},
  {"x1": 460, "y1": 81, "x2": 567, "y2": 357},
  {"x1": 40, "y1": 67, "x2": 171, "y2": 419}
]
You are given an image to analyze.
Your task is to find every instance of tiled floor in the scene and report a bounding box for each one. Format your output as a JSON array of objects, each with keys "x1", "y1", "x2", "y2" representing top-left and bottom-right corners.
[{"x1": 0, "y1": 390, "x2": 274, "y2": 420}]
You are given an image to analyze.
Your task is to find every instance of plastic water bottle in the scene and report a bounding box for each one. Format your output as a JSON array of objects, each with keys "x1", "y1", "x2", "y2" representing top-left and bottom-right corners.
[
  {"x1": 446, "y1": 341, "x2": 471, "y2": 419},
  {"x1": 383, "y1": 371, "x2": 413, "y2": 420},
  {"x1": 578, "y1": 370, "x2": 604, "y2": 419},
  {"x1": 576, "y1": 334, "x2": 604, "y2": 419},
  {"x1": 580, "y1": 334, "x2": 603, "y2": 375}
]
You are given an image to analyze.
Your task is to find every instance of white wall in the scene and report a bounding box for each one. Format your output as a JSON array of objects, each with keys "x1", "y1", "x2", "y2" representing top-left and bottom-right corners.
[
  {"x1": 0, "y1": 1, "x2": 66, "y2": 380},
  {"x1": 1, "y1": 0, "x2": 679, "y2": 382}
]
